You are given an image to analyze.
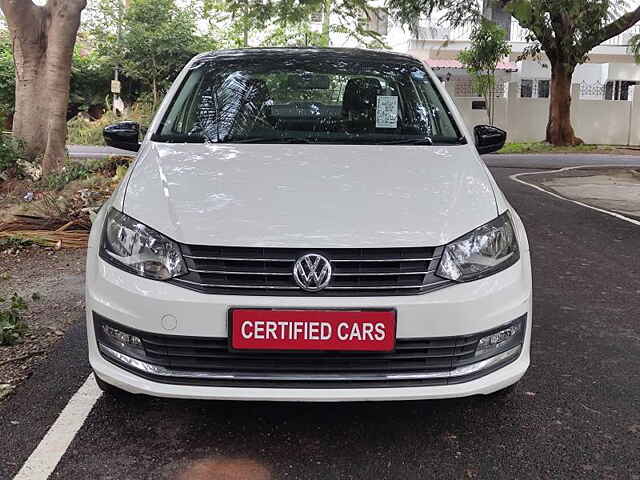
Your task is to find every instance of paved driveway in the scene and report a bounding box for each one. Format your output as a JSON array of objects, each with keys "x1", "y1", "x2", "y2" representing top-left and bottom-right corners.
[{"x1": 1, "y1": 157, "x2": 639, "y2": 479}]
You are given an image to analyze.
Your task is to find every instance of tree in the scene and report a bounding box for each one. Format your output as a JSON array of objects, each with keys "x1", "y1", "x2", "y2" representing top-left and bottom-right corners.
[
  {"x1": 120, "y1": 0, "x2": 216, "y2": 108},
  {"x1": 203, "y1": 0, "x2": 386, "y2": 48},
  {"x1": 1, "y1": 0, "x2": 87, "y2": 174},
  {"x1": 91, "y1": 0, "x2": 217, "y2": 110},
  {"x1": 389, "y1": 0, "x2": 640, "y2": 146},
  {"x1": 458, "y1": 18, "x2": 511, "y2": 125},
  {"x1": 630, "y1": 32, "x2": 640, "y2": 64},
  {"x1": 70, "y1": 44, "x2": 113, "y2": 117},
  {"x1": 203, "y1": 0, "x2": 271, "y2": 47}
]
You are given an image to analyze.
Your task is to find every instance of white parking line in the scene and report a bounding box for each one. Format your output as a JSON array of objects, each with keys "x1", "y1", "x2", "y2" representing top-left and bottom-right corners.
[
  {"x1": 510, "y1": 164, "x2": 640, "y2": 227},
  {"x1": 13, "y1": 375, "x2": 101, "y2": 480}
]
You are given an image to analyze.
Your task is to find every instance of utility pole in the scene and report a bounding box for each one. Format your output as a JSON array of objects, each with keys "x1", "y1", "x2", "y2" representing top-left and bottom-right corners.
[
  {"x1": 112, "y1": 0, "x2": 125, "y2": 115},
  {"x1": 321, "y1": 0, "x2": 331, "y2": 47},
  {"x1": 243, "y1": 0, "x2": 249, "y2": 47}
]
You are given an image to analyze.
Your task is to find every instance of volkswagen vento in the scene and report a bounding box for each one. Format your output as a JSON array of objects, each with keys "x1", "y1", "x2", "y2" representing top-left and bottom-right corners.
[{"x1": 87, "y1": 48, "x2": 532, "y2": 401}]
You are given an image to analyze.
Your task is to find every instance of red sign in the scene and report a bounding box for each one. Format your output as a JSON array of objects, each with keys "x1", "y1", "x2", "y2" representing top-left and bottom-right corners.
[{"x1": 230, "y1": 309, "x2": 396, "y2": 352}]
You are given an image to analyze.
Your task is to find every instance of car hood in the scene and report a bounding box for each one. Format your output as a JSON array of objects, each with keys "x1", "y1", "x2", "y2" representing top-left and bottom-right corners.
[{"x1": 122, "y1": 143, "x2": 497, "y2": 248}]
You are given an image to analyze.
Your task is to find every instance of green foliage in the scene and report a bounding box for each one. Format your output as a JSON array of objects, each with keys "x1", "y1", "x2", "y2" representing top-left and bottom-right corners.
[
  {"x1": 67, "y1": 102, "x2": 154, "y2": 146},
  {"x1": 630, "y1": 33, "x2": 640, "y2": 62},
  {"x1": 67, "y1": 115, "x2": 110, "y2": 146},
  {"x1": 260, "y1": 20, "x2": 327, "y2": 47},
  {"x1": 458, "y1": 19, "x2": 511, "y2": 124},
  {"x1": 0, "y1": 236, "x2": 33, "y2": 250},
  {"x1": 40, "y1": 163, "x2": 92, "y2": 191},
  {"x1": 0, "y1": 134, "x2": 25, "y2": 175},
  {"x1": 91, "y1": 0, "x2": 218, "y2": 108},
  {"x1": 458, "y1": 20, "x2": 510, "y2": 77},
  {"x1": 0, "y1": 31, "x2": 15, "y2": 119},
  {"x1": 204, "y1": 0, "x2": 386, "y2": 48},
  {"x1": 70, "y1": 45, "x2": 113, "y2": 113},
  {"x1": 0, "y1": 294, "x2": 28, "y2": 346},
  {"x1": 204, "y1": 0, "x2": 326, "y2": 47},
  {"x1": 113, "y1": 164, "x2": 129, "y2": 183},
  {"x1": 498, "y1": 142, "x2": 604, "y2": 154}
]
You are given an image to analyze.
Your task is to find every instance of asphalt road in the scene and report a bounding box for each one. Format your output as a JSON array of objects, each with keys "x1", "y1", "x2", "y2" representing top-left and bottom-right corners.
[
  {"x1": 2, "y1": 157, "x2": 640, "y2": 479},
  {"x1": 68, "y1": 145, "x2": 131, "y2": 159}
]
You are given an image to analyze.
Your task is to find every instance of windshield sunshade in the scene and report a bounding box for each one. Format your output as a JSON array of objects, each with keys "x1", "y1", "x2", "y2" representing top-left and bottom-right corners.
[{"x1": 154, "y1": 52, "x2": 464, "y2": 146}]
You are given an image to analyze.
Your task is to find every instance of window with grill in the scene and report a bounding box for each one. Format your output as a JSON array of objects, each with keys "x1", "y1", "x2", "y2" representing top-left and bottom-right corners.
[{"x1": 520, "y1": 79, "x2": 533, "y2": 98}]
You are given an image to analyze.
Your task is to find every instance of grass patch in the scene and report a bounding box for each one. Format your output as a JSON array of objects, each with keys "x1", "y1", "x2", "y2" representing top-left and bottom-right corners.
[
  {"x1": 0, "y1": 294, "x2": 28, "y2": 346},
  {"x1": 40, "y1": 163, "x2": 92, "y2": 191},
  {"x1": 38, "y1": 156, "x2": 131, "y2": 193},
  {"x1": 497, "y1": 142, "x2": 614, "y2": 154},
  {"x1": 0, "y1": 236, "x2": 33, "y2": 250}
]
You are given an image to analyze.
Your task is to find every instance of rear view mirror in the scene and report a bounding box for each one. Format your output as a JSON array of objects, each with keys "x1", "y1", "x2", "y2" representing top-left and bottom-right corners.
[
  {"x1": 103, "y1": 122, "x2": 141, "y2": 152},
  {"x1": 474, "y1": 125, "x2": 506, "y2": 155},
  {"x1": 287, "y1": 74, "x2": 330, "y2": 90}
]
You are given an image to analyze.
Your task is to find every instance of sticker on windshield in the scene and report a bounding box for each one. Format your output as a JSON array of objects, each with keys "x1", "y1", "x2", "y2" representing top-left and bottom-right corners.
[{"x1": 376, "y1": 96, "x2": 398, "y2": 129}]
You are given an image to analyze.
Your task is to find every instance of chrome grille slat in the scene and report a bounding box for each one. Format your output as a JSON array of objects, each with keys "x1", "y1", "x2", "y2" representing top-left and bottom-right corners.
[
  {"x1": 174, "y1": 278, "x2": 300, "y2": 290},
  {"x1": 188, "y1": 269, "x2": 431, "y2": 276},
  {"x1": 175, "y1": 244, "x2": 450, "y2": 296},
  {"x1": 330, "y1": 258, "x2": 436, "y2": 263},
  {"x1": 325, "y1": 281, "x2": 450, "y2": 290},
  {"x1": 174, "y1": 279, "x2": 440, "y2": 290},
  {"x1": 189, "y1": 269, "x2": 292, "y2": 275},
  {"x1": 184, "y1": 255, "x2": 295, "y2": 262},
  {"x1": 184, "y1": 255, "x2": 436, "y2": 263}
]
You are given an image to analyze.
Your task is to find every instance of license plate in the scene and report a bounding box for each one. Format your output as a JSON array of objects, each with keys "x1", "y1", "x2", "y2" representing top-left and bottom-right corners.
[{"x1": 230, "y1": 309, "x2": 396, "y2": 351}]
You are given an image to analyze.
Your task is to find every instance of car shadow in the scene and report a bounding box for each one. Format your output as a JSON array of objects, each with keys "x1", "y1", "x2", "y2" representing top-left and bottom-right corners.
[{"x1": 80, "y1": 388, "x2": 525, "y2": 479}]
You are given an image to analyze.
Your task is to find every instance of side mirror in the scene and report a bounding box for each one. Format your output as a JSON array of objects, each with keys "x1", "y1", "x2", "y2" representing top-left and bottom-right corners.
[
  {"x1": 474, "y1": 125, "x2": 506, "y2": 155},
  {"x1": 103, "y1": 122, "x2": 140, "y2": 152}
]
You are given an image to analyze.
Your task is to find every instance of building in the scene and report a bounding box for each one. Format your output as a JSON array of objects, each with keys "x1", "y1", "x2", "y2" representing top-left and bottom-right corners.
[{"x1": 318, "y1": 2, "x2": 640, "y2": 102}]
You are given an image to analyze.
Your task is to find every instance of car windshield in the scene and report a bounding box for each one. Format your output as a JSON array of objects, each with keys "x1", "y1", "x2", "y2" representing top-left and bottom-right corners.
[{"x1": 154, "y1": 51, "x2": 464, "y2": 146}]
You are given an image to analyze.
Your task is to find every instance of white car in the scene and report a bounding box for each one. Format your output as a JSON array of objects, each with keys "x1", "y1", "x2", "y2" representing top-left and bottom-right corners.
[{"x1": 87, "y1": 48, "x2": 531, "y2": 401}]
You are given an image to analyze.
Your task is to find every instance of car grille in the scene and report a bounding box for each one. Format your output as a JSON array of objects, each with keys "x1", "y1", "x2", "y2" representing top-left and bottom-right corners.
[{"x1": 171, "y1": 245, "x2": 451, "y2": 296}]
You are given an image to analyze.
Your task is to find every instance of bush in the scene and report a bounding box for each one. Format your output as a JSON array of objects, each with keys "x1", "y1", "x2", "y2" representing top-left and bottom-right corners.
[
  {"x1": 67, "y1": 101, "x2": 155, "y2": 146},
  {"x1": 0, "y1": 294, "x2": 28, "y2": 346},
  {"x1": 40, "y1": 163, "x2": 92, "y2": 190},
  {"x1": 66, "y1": 114, "x2": 112, "y2": 146},
  {"x1": 0, "y1": 133, "x2": 25, "y2": 175}
]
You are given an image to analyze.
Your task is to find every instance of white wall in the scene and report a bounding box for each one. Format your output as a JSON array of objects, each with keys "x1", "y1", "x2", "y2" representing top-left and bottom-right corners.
[
  {"x1": 516, "y1": 60, "x2": 609, "y2": 84},
  {"x1": 607, "y1": 63, "x2": 640, "y2": 81},
  {"x1": 452, "y1": 82, "x2": 640, "y2": 145}
]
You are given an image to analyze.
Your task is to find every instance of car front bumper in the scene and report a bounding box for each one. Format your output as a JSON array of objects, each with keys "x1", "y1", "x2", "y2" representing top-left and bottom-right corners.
[{"x1": 86, "y1": 247, "x2": 532, "y2": 401}]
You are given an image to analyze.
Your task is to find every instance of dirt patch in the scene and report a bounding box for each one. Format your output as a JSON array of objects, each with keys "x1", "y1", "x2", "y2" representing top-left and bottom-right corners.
[
  {"x1": 524, "y1": 167, "x2": 640, "y2": 220},
  {"x1": 0, "y1": 246, "x2": 86, "y2": 400}
]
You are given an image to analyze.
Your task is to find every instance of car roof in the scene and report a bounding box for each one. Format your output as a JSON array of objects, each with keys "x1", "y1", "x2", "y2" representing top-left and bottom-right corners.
[{"x1": 192, "y1": 47, "x2": 424, "y2": 67}]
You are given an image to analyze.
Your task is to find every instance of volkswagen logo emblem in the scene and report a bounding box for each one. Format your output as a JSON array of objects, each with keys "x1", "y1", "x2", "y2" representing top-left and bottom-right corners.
[{"x1": 293, "y1": 253, "x2": 332, "y2": 292}]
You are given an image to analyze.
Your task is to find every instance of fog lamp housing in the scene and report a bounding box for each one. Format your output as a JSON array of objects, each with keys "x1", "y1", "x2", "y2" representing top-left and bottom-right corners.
[
  {"x1": 102, "y1": 324, "x2": 142, "y2": 349},
  {"x1": 475, "y1": 316, "x2": 525, "y2": 358}
]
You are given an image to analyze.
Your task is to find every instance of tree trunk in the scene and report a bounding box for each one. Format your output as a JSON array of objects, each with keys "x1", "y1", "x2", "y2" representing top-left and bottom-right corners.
[
  {"x1": 321, "y1": 0, "x2": 331, "y2": 47},
  {"x1": 1, "y1": 0, "x2": 87, "y2": 175},
  {"x1": 546, "y1": 60, "x2": 582, "y2": 146}
]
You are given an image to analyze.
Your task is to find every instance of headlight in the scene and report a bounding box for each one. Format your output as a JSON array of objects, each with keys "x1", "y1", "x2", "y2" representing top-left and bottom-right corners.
[
  {"x1": 100, "y1": 208, "x2": 187, "y2": 280},
  {"x1": 437, "y1": 212, "x2": 519, "y2": 282}
]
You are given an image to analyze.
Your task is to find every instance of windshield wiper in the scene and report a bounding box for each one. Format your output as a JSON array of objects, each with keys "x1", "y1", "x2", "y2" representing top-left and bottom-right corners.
[
  {"x1": 228, "y1": 137, "x2": 313, "y2": 144},
  {"x1": 377, "y1": 138, "x2": 433, "y2": 145}
]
